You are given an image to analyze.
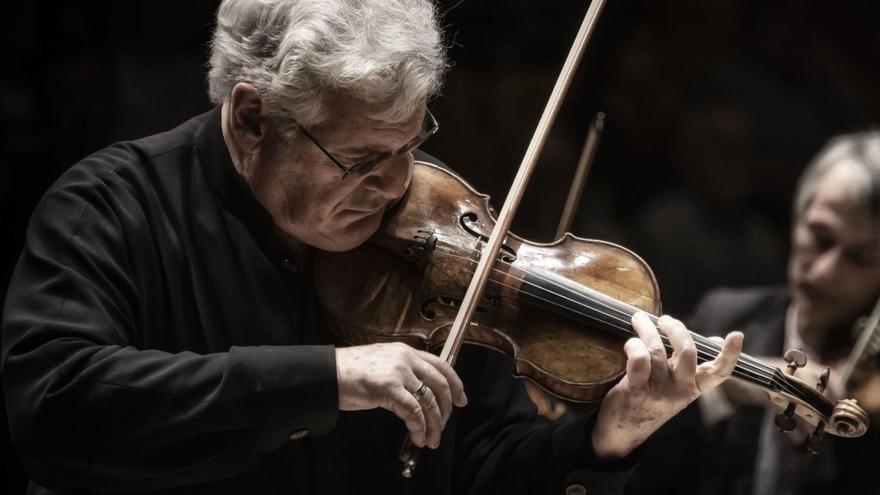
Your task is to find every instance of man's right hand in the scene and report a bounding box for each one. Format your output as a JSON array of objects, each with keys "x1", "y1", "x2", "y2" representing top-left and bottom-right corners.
[{"x1": 335, "y1": 343, "x2": 468, "y2": 449}]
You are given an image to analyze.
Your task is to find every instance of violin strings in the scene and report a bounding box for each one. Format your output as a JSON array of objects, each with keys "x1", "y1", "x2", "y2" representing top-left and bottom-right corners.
[
  {"x1": 421, "y1": 231, "x2": 807, "y2": 401},
  {"x1": 433, "y1": 248, "x2": 782, "y2": 389},
  {"x1": 425, "y1": 243, "x2": 803, "y2": 399},
  {"x1": 427, "y1": 241, "x2": 763, "y2": 369},
  {"x1": 430, "y1": 246, "x2": 803, "y2": 399},
  {"x1": 426, "y1": 244, "x2": 740, "y2": 364}
]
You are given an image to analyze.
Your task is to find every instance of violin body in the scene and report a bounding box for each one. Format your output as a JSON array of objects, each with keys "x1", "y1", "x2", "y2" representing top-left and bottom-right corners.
[{"x1": 316, "y1": 161, "x2": 660, "y2": 402}]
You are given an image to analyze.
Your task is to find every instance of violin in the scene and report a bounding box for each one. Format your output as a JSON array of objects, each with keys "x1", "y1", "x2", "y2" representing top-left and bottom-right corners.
[{"x1": 316, "y1": 160, "x2": 870, "y2": 448}]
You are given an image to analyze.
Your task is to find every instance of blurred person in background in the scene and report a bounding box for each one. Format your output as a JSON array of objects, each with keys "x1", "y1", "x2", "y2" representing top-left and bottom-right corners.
[{"x1": 630, "y1": 131, "x2": 880, "y2": 495}]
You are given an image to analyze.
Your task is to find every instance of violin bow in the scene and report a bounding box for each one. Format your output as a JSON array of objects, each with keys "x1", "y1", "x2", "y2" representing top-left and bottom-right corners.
[
  {"x1": 555, "y1": 111, "x2": 605, "y2": 240},
  {"x1": 400, "y1": 0, "x2": 611, "y2": 478}
]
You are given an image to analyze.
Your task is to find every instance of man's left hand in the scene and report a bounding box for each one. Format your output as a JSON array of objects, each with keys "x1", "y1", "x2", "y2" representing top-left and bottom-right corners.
[{"x1": 591, "y1": 312, "x2": 744, "y2": 458}]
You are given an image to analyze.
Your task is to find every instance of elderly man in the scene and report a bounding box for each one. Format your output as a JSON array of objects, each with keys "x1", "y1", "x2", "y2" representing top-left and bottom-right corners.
[{"x1": 2, "y1": 1, "x2": 742, "y2": 494}]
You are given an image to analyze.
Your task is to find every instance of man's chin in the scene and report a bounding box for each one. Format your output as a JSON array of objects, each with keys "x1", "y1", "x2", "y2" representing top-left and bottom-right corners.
[
  {"x1": 796, "y1": 305, "x2": 851, "y2": 350},
  {"x1": 317, "y1": 213, "x2": 383, "y2": 252}
]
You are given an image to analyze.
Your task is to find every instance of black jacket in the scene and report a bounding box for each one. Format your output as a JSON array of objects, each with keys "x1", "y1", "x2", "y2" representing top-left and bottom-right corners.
[{"x1": 2, "y1": 107, "x2": 635, "y2": 494}]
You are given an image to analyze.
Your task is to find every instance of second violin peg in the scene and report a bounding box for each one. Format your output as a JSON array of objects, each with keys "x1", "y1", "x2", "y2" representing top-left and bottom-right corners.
[
  {"x1": 816, "y1": 367, "x2": 831, "y2": 394},
  {"x1": 775, "y1": 402, "x2": 797, "y2": 432},
  {"x1": 783, "y1": 349, "x2": 808, "y2": 375}
]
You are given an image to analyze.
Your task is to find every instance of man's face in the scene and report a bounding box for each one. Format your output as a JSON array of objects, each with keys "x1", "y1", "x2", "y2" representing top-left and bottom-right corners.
[
  {"x1": 248, "y1": 96, "x2": 422, "y2": 252},
  {"x1": 788, "y1": 161, "x2": 880, "y2": 350}
]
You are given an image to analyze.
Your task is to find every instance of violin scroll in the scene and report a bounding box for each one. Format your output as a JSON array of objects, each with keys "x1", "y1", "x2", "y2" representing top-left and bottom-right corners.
[
  {"x1": 830, "y1": 398, "x2": 870, "y2": 438},
  {"x1": 767, "y1": 351, "x2": 870, "y2": 453}
]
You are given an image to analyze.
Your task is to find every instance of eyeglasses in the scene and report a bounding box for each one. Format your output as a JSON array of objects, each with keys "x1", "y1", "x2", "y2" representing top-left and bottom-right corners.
[{"x1": 295, "y1": 109, "x2": 439, "y2": 179}]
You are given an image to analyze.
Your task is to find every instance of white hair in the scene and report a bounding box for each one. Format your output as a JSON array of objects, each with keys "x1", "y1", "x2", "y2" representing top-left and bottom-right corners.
[
  {"x1": 208, "y1": 0, "x2": 447, "y2": 126},
  {"x1": 794, "y1": 131, "x2": 880, "y2": 219}
]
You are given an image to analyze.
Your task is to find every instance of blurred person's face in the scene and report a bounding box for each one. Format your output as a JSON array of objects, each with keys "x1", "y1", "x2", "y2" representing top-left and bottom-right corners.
[{"x1": 788, "y1": 162, "x2": 880, "y2": 351}]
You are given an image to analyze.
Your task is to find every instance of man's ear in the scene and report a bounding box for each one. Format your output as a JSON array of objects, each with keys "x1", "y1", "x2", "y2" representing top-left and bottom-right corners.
[{"x1": 227, "y1": 83, "x2": 266, "y2": 154}]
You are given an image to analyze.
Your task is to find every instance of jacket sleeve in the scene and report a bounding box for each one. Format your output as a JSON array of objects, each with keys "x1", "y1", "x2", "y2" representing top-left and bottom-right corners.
[
  {"x1": 1, "y1": 162, "x2": 338, "y2": 491},
  {"x1": 452, "y1": 347, "x2": 640, "y2": 495}
]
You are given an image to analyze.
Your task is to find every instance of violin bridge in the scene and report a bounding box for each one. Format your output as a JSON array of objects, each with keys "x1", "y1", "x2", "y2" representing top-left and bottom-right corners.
[{"x1": 407, "y1": 229, "x2": 438, "y2": 258}]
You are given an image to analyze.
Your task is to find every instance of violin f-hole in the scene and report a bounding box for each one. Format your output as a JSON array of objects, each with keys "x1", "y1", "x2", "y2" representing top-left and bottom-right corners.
[{"x1": 459, "y1": 212, "x2": 518, "y2": 262}]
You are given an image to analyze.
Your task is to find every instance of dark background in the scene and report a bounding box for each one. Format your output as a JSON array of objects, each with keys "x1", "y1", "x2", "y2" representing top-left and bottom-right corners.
[{"x1": 3, "y1": 0, "x2": 880, "y2": 490}]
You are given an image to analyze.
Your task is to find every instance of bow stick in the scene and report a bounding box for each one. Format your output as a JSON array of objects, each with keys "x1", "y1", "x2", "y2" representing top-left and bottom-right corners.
[{"x1": 555, "y1": 111, "x2": 605, "y2": 240}]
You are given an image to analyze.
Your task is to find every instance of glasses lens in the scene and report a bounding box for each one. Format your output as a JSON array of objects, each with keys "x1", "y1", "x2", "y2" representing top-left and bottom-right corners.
[
  {"x1": 346, "y1": 151, "x2": 393, "y2": 177},
  {"x1": 346, "y1": 110, "x2": 437, "y2": 177}
]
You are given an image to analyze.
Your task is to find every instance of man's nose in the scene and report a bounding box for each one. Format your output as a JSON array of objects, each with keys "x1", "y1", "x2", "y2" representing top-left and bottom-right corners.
[
  {"x1": 806, "y1": 248, "x2": 842, "y2": 285},
  {"x1": 361, "y1": 154, "x2": 412, "y2": 199}
]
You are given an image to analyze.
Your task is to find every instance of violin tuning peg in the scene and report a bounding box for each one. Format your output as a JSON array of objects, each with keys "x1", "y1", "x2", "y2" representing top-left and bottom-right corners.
[
  {"x1": 816, "y1": 367, "x2": 831, "y2": 394},
  {"x1": 806, "y1": 423, "x2": 826, "y2": 455},
  {"x1": 783, "y1": 349, "x2": 807, "y2": 375},
  {"x1": 775, "y1": 402, "x2": 797, "y2": 433}
]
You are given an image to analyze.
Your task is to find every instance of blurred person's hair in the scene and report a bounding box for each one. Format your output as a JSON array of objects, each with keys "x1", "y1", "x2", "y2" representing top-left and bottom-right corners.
[{"x1": 794, "y1": 131, "x2": 880, "y2": 219}]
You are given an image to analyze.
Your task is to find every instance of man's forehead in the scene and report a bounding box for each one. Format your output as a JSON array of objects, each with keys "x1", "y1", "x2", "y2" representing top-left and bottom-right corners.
[
  {"x1": 311, "y1": 95, "x2": 425, "y2": 155},
  {"x1": 320, "y1": 91, "x2": 422, "y2": 125},
  {"x1": 809, "y1": 163, "x2": 873, "y2": 215}
]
